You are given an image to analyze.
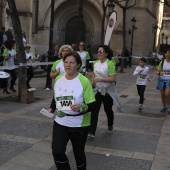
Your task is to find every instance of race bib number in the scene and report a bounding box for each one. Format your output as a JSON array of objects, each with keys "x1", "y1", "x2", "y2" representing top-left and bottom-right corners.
[
  {"x1": 138, "y1": 74, "x2": 147, "y2": 81},
  {"x1": 56, "y1": 96, "x2": 74, "y2": 111},
  {"x1": 163, "y1": 70, "x2": 170, "y2": 76}
]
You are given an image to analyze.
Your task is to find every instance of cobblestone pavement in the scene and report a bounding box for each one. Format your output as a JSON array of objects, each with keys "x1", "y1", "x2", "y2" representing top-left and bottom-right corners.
[{"x1": 0, "y1": 66, "x2": 170, "y2": 170}]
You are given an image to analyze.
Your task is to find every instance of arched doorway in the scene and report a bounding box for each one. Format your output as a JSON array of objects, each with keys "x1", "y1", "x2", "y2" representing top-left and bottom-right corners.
[{"x1": 65, "y1": 16, "x2": 86, "y2": 45}]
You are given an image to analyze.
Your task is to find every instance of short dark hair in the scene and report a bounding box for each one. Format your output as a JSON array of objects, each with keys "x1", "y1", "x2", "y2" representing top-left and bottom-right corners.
[
  {"x1": 63, "y1": 51, "x2": 82, "y2": 69},
  {"x1": 5, "y1": 40, "x2": 15, "y2": 50},
  {"x1": 139, "y1": 57, "x2": 147, "y2": 63}
]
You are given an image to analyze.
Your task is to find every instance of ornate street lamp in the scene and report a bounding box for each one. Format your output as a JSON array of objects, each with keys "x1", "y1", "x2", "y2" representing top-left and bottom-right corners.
[
  {"x1": 130, "y1": 17, "x2": 137, "y2": 67},
  {"x1": 165, "y1": 36, "x2": 168, "y2": 44},
  {"x1": 162, "y1": 32, "x2": 165, "y2": 44},
  {"x1": 107, "y1": 0, "x2": 115, "y2": 17}
]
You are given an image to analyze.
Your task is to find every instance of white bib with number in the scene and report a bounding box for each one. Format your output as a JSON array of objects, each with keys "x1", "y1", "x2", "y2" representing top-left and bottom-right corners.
[{"x1": 56, "y1": 96, "x2": 74, "y2": 111}]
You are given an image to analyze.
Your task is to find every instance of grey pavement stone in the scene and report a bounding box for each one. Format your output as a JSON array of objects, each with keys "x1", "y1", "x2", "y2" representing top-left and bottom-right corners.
[
  {"x1": 0, "y1": 139, "x2": 32, "y2": 165},
  {"x1": 86, "y1": 129, "x2": 159, "y2": 154},
  {"x1": 0, "y1": 118, "x2": 53, "y2": 139},
  {"x1": 114, "y1": 115, "x2": 164, "y2": 134},
  {"x1": 0, "y1": 100, "x2": 28, "y2": 113},
  {"x1": 49, "y1": 152, "x2": 152, "y2": 170},
  {"x1": 9, "y1": 150, "x2": 54, "y2": 170}
]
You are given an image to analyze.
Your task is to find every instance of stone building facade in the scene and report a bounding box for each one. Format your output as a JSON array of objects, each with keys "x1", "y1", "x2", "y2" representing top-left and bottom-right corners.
[{"x1": 0, "y1": 0, "x2": 168, "y2": 62}]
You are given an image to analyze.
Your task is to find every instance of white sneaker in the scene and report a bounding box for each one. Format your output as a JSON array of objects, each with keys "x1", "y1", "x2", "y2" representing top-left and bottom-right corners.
[
  {"x1": 45, "y1": 88, "x2": 50, "y2": 90},
  {"x1": 87, "y1": 132, "x2": 95, "y2": 139}
]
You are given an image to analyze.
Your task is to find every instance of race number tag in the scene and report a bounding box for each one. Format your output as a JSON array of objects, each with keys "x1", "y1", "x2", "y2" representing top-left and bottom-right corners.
[
  {"x1": 163, "y1": 70, "x2": 170, "y2": 76},
  {"x1": 56, "y1": 96, "x2": 74, "y2": 111},
  {"x1": 138, "y1": 74, "x2": 147, "y2": 81}
]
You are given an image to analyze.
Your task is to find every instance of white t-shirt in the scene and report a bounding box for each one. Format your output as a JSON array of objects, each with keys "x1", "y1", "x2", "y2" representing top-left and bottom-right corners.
[
  {"x1": 158, "y1": 61, "x2": 170, "y2": 80},
  {"x1": 51, "y1": 59, "x2": 65, "y2": 75},
  {"x1": 2, "y1": 49, "x2": 16, "y2": 70},
  {"x1": 133, "y1": 66, "x2": 150, "y2": 85},
  {"x1": 26, "y1": 52, "x2": 35, "y2": 65},
  {"x1": 54, "y1": 73, "x2": 95, "y2": 127},
  {"x1": 77, "y1": 51, "x2": 87, "y2": 68},
  {"x1": 93, "y1": 59, "x2": 116, "y2": 89}
]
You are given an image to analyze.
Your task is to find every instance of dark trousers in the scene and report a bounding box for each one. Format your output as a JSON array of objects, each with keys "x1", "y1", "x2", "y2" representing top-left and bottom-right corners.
[
  {"x1": 89, "y1": 92, "x2": 114, "y2": 135},
  {"x1": 52, "y1": 121, "x2": 89, "y2": 170},
  {"x1": 5, "y1": 69, "x2": 17, "y2": 89},
  {"x1": 27, "y1": 66, "x2": 34, "y2": 85},
  {"x1": 45, "y1": 65, "x2": 52, "y2": 89},
  {"x1": 137, "y1": 85, "x2": 146, "y2": 105}
]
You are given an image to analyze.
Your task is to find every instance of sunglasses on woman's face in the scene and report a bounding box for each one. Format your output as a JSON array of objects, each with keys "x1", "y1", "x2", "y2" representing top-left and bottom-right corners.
[
  {"x1": 79, "y1": 44, "x2": 84, "y2": 47},
  {"x1": 97, "y1": 50, "x2": 105, "y2": 54}
]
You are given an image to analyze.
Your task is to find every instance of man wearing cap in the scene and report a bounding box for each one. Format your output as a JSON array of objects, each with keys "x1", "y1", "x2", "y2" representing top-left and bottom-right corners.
[
  {"x1": 25, "y1": 44, "x2": 36, "y2": 88},
  {"x1": 5, "y1": 27, "x2": 14, "y2": 41}
]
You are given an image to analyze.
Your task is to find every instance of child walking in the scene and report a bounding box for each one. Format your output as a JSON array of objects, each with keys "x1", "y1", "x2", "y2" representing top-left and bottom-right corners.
[{"x1": 133, "y1": 57, "x2": 150, "y2": 111}]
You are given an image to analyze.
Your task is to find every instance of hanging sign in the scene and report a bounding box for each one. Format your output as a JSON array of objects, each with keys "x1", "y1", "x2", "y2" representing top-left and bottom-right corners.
[{"x1": 104, "y1": 12, "x2": 117, "y2": 45}]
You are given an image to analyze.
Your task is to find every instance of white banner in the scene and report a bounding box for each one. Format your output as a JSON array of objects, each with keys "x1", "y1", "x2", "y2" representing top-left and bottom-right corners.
[{"x1": 104, "y1": 12, "x2": 117, "y2": 45}]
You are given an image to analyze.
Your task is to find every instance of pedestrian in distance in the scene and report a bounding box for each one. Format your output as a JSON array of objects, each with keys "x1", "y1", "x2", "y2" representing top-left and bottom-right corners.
[
  {"x1": 50, "y1": 44, "x2": 73, "y2": 79},
  {"x1": 25, "y1": 44, "x2": 37, "y2": 88},
  {"x1": 53, "y1": 43, "x2": 59, "y2": 59},
  {"x1": 45, "y1": 48, "x2": 59, "y2": 90},
  {"x1": 49, "y1": 51, "x2": 95, "y2": 170},
  {"x1": 133, "y1": 57, "x2": 150, "y2": 111},
  {"x1": 2, "y1": 39, "x2": 17, "y2": 94},
  {"x1": 77, "y1": 41, "x2": 91, "y2": 76},
  {"x1": 22, "y1": 31, "x2": 28, "y2": 47},
  {"x1": 156, "y1": 48, "x2": 170, "y2": 113},
  {"x1": 5, "y1": 27, "x2": 14, "y2": 41},
  {"x1": 0, "y1": 27, "x2": 7, "y2": 65},
  {"x1": 88, "y1": 45, "x2": 116, "y2": 139}
]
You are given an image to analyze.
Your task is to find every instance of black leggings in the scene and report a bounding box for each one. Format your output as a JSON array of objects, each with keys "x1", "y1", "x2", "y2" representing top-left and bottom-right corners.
[
  {"x1": 27, "y1": 66, "x2": 34, "y2": 85},
  {"x1": 137, "y1": 85, "x2": 146, "y2": 104},
  {"x1": 89, "y1": 92, "x2": 114, "y2": 135},
  {"x1": 52, "y1": 121, "x2": 89, "y2": 170},
  {"x1": 5, "y1": 69, "x2": 17, "y2": 89}
]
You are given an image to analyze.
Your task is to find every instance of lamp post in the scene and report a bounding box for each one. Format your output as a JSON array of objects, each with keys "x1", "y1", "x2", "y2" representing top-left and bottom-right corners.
[
  {"x1": 107, "y1": 0, "x2": 115, "y2": 18},
  {"x1": 162, "y1": 32, "x2": 165, "y2": 44},
  {"x1": 153, "y1": 24, "x2": 158, "y2": 51},
  {"x1": 49, "y1": 0, "x2": 54, "y2": 50},
  {"x1": 165, "y1": 36, "x2": 168, "y2": 44},
  {"x1": 130, "y1": 17, "x2": 137, "y2": 67}
]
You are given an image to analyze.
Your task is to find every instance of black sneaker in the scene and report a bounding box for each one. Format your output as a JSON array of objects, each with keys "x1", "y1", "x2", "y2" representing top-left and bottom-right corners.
[
  {"x1": 108, "y1": 126, "x2": 113, "y2": 132},
  {"x1": 3, "y1": 89, "x2": 10, "y2": 94},
  {"x1": 138, "y1": 104, "x2": 143, "y2": 111},
  {"x1": 9, "y1": 87, "x2": 16, "y2": 92}
]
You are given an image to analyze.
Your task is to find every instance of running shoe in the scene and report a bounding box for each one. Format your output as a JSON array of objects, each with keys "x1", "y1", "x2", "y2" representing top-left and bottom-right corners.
[
  {"x1": 108, "y1": 126, "x2": 113, "y2": 132},
  {"x1": 160, "y1": 107, "x2": 167, "y2": 112},
  {"x1": 87, "y1": 132, "x2": 95, "y2": 139},
  {"x1": 9, "y1": 87, "x2": 16, "y2": 92},
  {"x1": 138, "y1": 104, "x2": 143, "y2": 111},
  {"x1": 166, "y1": 107, "x2": 170, "y2": 114},
  {"x1": 3, "y1": 89, "x2": 10, "y2": 94},
  {"x1": 45, "y1": 88, "x2": 50, "y2": 90}
]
